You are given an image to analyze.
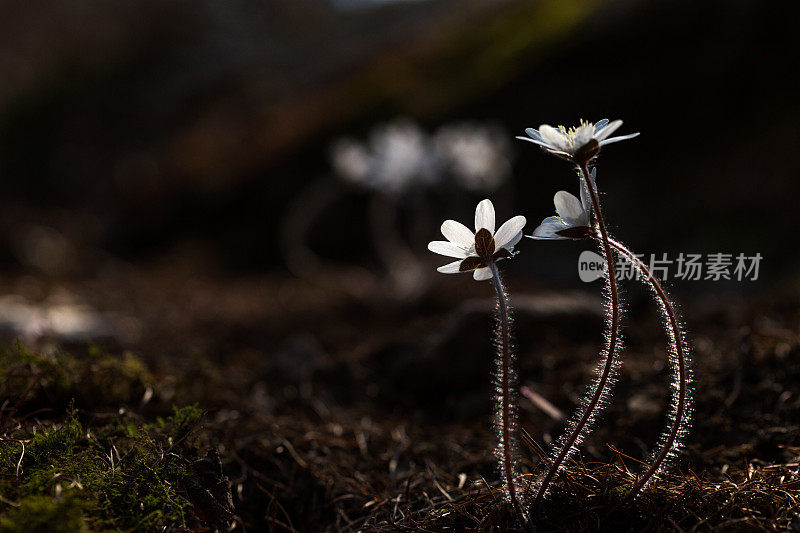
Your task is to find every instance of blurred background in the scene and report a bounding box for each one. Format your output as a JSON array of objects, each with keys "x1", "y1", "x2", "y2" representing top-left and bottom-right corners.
[
  {"x1": 2, "y1": 0, "x2": 800, "y2": 529},
  {"x1": 0, "y1": 0, "x2": 798, "y2": 389},
  {"x1": 1, "y1": 0, "x2": 798, "y2": 356}
]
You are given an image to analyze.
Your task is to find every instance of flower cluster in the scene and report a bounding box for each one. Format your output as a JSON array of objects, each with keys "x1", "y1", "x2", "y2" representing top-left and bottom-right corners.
[
  {"x1": 331, "y1": 118, "x2": 512, "y2": 195},
  {"x1": 424, "y1": 118, "x2": 691, "y2": 525},
  {"x1": 427, "y1": 119, "x2": 638, "y2": 279}
]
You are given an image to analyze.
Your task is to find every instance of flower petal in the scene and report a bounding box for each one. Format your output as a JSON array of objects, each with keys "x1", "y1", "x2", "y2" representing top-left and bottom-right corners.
[
  {"x1": 593, "y1": 119, "x2": 609, "y2": 134},
  {"x1": 530, "y1": 217, "x2": 568, "y2": 240},
  {"x1": 574, "y1": 124, "x2": 594, "y2": 148},
  {"x1": 474, "y1": 199, "x2": 495, "y2": 233},
  {"x1": 506, "y1": 230, "x2": 524, "y2": 250},
  {"x1": 538, "y1": 125, "x2": 571, "y2": 152},
  {"x1": 437, "y1": 260, "x2": 463, "y2": 274},
  {"x1": 593, "y1": 119, "x2": 623, "y2": 141},
  {"x1": 427, "y1": 240, "x2": 467, "y2": 259},
  {"x1": 524, "y1": 128, "x2": 543, "y2": 142},
  {"x1": 515, "y1": 135, "x2": 551, "y2": 148},
  {"x1": 599, "y1": 132, "x2": 640, "y2": 146},
  {"x1": 440, "y1": 220, "x2": 474, "y2": 247},
  {"x1": 473, "y1": 267, "x2": 493, "y2": 281},
  {"x1": 554, "y1": 191, "x2": 587, "y2": 225},
  {"x1": 494, "y1": 215, "x2": 527, "y2": 250}
]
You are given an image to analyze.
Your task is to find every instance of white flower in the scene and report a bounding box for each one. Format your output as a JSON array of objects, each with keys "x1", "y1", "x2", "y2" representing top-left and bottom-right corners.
[
  {"x1": 330, "y1": 119, "x2": 439, "y2": 194},
  {"x1": 428, "y1": 199, "x2": 526, "y2": 280},
  {"x1": 516, "y1": 119, "x2": 639, "y2": 162},
  {"x1": 530, "y1": 169, "x2": 597, "y2": 240},
  {"x1": 433, "y1": 123, "x2": 511, "y2": 192}
]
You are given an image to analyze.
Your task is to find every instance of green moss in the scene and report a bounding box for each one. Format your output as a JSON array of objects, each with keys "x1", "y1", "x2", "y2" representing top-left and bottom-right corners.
[
  {"x1": 608, "y1": 485, "x2": 630, "y2": 501},
  {"x1": 0, "y1": 409, "x2": 199, "y2": 531},
  {"x1": 0, "y1": 495, "x2": 88, "y2": 532},
  {"x1": 154, "y1": 404, "x2": 204, "y2": 444},
  {"x1": 0, "y1": 344, "x2": 154, "y2": 408},
  {"x1": 0, "y1": 346, "x2": 207, "y2": 532}
]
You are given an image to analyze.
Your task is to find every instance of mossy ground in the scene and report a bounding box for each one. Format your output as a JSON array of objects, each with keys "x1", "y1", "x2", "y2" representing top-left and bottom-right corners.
[{"x1": 0, "y1": 346, "x2": 206, "y2": 532}]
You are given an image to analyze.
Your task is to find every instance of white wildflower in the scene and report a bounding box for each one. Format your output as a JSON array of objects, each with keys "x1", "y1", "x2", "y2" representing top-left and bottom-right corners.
[
  {"x1": 428, "y1": 199, "x2": 526, "y2": 281},
  {"x1": 517, "y1": 119, "x2": 639, "y2": 163}
]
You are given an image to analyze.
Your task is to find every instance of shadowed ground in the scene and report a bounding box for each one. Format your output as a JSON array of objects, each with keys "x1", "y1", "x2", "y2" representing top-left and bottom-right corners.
[{"x1": 2, "y1": 264, "x2": 799, "y2": 531}]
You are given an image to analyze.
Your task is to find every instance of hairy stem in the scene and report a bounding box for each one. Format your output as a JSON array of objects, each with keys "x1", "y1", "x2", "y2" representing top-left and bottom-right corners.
[
  {"x1": 488, "y1": 261, "x2": 526, "y2": 523},
  {"x1": 606, "y1": 237, "x2": 690, "y2": 501},
  {"x1": 533, "y1": 163, "x2": 621, "y2": 505}
]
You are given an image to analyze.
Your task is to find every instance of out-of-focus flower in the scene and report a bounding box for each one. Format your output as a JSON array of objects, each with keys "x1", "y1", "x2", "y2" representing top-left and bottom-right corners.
[
  {"x1": 428, "y1": 199, "x2": 525, "y2": 281},
  {"x1": 330, "y1": 119, "x2": 511, "y2": 195},
  {"x1": 434, "y1": 123, "x2": 511, "y2": 192},
  {"x1": 517, "y1": 119, "x2": 638, "y2": 163},
  {"x1": 0, "y1": 295, "x2": 113, "y2": 341},
  {"x1": 330, "y1": 119, "x2": 439, "y2": 194},
  {"x1": 329, "y1": 138, "x2": 371, "y2": 183}
]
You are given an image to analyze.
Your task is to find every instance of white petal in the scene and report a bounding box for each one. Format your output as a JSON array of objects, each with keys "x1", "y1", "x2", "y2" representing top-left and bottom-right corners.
[
  {"x1": 428, "y1": 240, "x2": 467, "y2": 259},
  {"x1": 573, "y1": 124, "x2": 594, "y2": 148},
  {"x1": 599, "y1": 132, "x2": 640, "y2": 146},
  {"x1": 437, "y1": 260, "x2": 463, "y2": 274},
  {"x1": 506, "y1": 230, "x2": 524, "y2": 250},
  {"x1": 530, "y1": 218, "x2": 567, "y2": 240},
  {"x1": 538, "y1": 125, "x2": 570, "y2": 152},
  {"x1": 440, "y1": 220, "x2": 474, "y2": 247},
  {"x1": 593, "y1": 119, "x2": 609, "y2": 134},
  {"x1": 554, "y1": 191, "x2": 587, "y2": 225},
  {"x1": 515, "y1": 135, "x2": 551, "y2": 148},
  {"x1": 524, "y1": 128, "x2": 543, "y2": 142},
  {"x1": 473, "y1": 267, "x2": 493, "y2": 281},
  {"x1": 593, "y1": 119, "x2": 622, "y2": 141},
  {"x1": 494, "y1": 215, "x2": 527, "y2": 250},
  {"x1": 474, "y1": 199, "x2": 495, "y2": 233}
]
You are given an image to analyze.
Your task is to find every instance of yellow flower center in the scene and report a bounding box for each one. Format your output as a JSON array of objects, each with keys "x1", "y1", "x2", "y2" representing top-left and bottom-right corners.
[{"x1": 556, "y1": 119, "x2": 593, "y2": 145}]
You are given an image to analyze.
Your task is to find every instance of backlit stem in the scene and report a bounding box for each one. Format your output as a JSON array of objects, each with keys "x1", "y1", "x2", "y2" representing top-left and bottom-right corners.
[
  {"x1": 488, "y1": 261, "x2": 526, "y2": 524},
  {"x1": 606, "y1": 237, "x2": 690, "y2": 502},
  {"x1": 533, "y1": 163, "x2": 621, "y2": 505}
]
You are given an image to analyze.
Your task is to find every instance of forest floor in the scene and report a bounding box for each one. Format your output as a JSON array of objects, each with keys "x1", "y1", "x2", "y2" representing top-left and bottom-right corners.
[{"x1": 1, "y1": 263, "x2": 799, "y2": 531}]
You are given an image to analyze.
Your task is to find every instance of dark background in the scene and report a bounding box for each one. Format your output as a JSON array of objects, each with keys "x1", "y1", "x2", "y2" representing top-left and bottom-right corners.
[{"x1": 1, "y1": 0, "x2": 797, "y2": 285}]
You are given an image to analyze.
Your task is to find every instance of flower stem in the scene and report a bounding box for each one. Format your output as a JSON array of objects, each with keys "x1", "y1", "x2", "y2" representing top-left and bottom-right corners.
[
  {"x1": 533, "y1": 163, "x2": 621, "y2": 506},
  {"x1": 606, "y1": 237, "x2": 690, "y2": 502},
  {"x1": 488, "y1": 261, "x2": 526, "y2": 524}
]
